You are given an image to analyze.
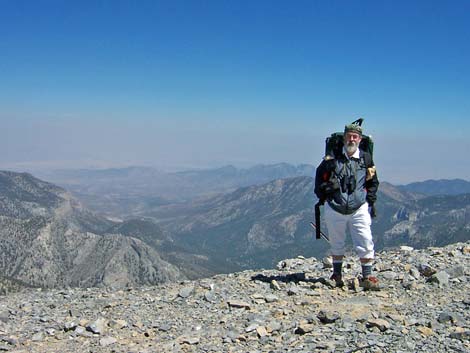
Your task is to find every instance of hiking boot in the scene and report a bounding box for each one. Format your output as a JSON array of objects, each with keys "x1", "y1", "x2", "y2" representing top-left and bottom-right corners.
[
  {"x1": 360, "y1": 276, "x2": 381, "y2": 291},
  {"x1": 329, "y1": 273, "x2": 344, "y2": 288}
]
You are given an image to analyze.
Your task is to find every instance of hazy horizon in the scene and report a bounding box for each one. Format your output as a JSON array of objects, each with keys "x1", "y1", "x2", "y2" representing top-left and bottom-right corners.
[
  {"x1": 2, "y1": 1, "x2": 469, "y2": 184},
  {"x1": 2, "y1": 158, "x2": 470, "y2": 186}
]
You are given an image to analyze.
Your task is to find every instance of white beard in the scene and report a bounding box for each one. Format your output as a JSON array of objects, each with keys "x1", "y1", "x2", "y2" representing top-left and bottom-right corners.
[{"x1": 345, "y1": 141, "x2": 358, "y2": 155}]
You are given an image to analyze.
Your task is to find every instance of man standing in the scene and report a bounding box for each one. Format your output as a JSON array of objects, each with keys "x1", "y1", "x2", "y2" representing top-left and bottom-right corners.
[{"x1": 314, "y1": 122, "x2": 380, "y2": 290}]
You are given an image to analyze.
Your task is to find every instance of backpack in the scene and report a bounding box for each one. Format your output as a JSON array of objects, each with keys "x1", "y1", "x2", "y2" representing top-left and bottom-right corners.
[
  {"x1": 314, "y1": 118, "x2": 376, "y2": 240},
  {"x1": 324, "y1": 118, "x2": 374, "y2": 167}
]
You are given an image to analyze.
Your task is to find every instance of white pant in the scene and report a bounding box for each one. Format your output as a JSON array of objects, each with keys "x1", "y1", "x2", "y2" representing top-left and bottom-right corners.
[{"x1": 324, "y1": 202, "x2": 374, "y2": 259}]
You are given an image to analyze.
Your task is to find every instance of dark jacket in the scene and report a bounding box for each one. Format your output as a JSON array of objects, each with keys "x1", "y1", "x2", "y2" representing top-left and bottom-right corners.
[{"x1": 314, "y1": 150, "x2": 379, "y2": 215}]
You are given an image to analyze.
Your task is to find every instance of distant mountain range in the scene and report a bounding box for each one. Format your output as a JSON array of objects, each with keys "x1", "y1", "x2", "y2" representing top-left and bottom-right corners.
[
  {"x1": 146, "y1": 177, "x2": 469, "y2": 274},
  {"x1": 33, "y1": 164, "x2": 470, "y2": 220},
  {"x1": 33, "y1": 164, "x2": 315, "y2": 218},
  {"x1": 1, "y1": 166, "x2": 469, "y2": 289},
  {"x1": 398, "y1": 178, "x2": 470, "y2": 196}
]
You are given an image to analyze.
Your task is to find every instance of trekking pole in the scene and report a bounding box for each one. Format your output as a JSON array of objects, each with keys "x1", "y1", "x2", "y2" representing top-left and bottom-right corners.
[
  {"x1": 311, "y1": 201, "x2": 330, "y2": 242},
  {"x1": 309, "y1": 222, "x2": 330, "y2": 242},
  {"x1": 314, "y1": 201, "x2": 321, "y2": 239}
]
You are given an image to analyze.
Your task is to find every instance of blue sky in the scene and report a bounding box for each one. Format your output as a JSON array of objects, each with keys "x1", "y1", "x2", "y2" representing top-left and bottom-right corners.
[{"x1": 1, "y1": 0, "x2": 469, "y2": 183}]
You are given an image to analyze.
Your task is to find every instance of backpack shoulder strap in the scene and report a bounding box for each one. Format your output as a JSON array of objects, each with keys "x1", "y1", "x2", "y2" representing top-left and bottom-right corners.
[{"x1": 361, "y1": 150, "x2": 373, "y2": 168}]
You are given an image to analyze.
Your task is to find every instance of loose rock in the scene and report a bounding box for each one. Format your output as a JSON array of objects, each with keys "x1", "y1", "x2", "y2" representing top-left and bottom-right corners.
[{"x1": 0, "y1": 241, "x2": 467, "y2": 353}]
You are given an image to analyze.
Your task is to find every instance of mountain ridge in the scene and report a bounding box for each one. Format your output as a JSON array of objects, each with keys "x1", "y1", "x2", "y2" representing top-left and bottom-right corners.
[
  {"x1": 1, "y1": 168, "x2": 469, "y2": 286},
  {"x1": 28, "y1": 164, "x2": 470, "y2": 222},
  {"x1": 143, "y1": 176, "x2": 470, "y2": 276},
  {"x1": 0, "y1": 171, "x2": 184, "y2": 290},
  {"x1": 398, "y1": 178, "x2": 470, "y2": 196}
]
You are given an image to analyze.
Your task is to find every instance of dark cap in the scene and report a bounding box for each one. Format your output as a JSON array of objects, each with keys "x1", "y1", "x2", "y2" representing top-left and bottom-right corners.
[{"x1": 344, "y1": 123, "x2": 362, "y2": 135}]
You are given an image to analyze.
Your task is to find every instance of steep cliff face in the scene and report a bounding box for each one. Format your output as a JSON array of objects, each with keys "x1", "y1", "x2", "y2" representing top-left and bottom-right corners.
[
  {"x1": 0, "y1": 171, "x2": 184, "y2": 289},
  {"x1": 382, "y1": 194, "x2": 470, "y2": 248}
]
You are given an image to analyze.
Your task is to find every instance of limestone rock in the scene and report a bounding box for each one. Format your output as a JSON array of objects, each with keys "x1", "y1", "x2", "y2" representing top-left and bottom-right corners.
[{"x1": 0, "y1": 241, "x2": 467, "y2": 353}]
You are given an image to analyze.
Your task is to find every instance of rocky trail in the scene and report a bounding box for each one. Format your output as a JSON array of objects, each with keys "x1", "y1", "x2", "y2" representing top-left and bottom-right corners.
[{"x1": 0, "y1": 242, "x2": 469, "y2": 353}]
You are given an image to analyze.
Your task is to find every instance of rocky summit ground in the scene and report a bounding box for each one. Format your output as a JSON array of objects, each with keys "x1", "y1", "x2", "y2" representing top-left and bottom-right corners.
[{"x1": 0, "y1": 242, "x2": 469, "y2": 353}]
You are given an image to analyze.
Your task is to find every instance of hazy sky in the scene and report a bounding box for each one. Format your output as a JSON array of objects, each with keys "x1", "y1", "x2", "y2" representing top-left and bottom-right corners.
[{"x1": 1, "y1": 0, "x2": 469, "y2": 184}]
